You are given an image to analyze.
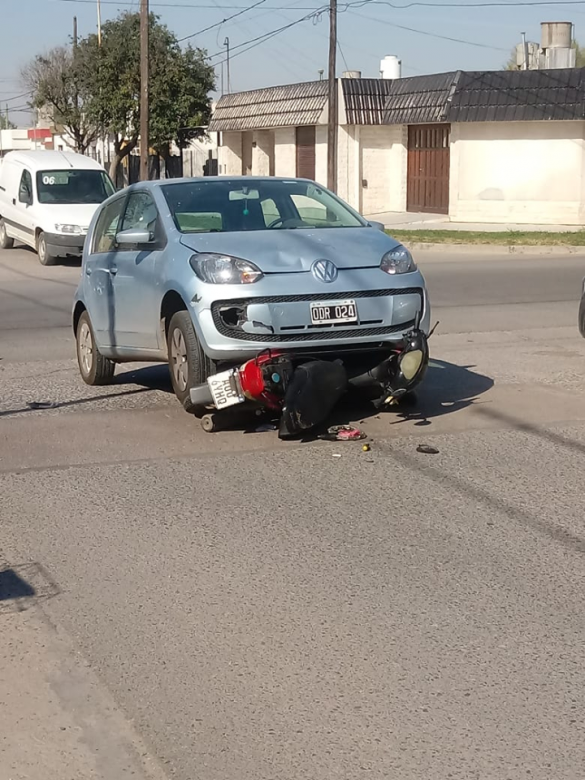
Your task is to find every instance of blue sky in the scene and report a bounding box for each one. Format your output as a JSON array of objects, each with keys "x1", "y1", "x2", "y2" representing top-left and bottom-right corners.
[{"x1": 1, "y1": 0, "x2": 583, "y2": 125}]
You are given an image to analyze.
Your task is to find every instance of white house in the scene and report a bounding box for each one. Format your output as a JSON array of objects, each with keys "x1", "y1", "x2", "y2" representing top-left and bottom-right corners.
[{"x1": 210, "y1": 67, "x2": 585, "y2": 226}]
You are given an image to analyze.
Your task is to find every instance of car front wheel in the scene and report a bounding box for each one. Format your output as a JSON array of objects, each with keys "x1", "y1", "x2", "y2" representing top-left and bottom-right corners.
[
  {"x1": 579, "y1": 295, "x2": 585, "y2": 338},
  {"x1": 167, "y1": 310, "x2": 214, "y2": 415},
  {"x1": 76, "y1": 311, "x2": 115, "y2": 385},
  {"x1": 37, "y1": 232, "x2": 57, "y2": 266},
  {"x1": 0, "y1": 219, "x2": 14, "y2": 249}
]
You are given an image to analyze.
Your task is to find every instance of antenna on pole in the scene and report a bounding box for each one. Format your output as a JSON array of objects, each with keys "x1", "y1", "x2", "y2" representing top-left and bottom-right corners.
[
  {"x1": 140, "y1": 0, "x2": 149, "y2": 180},
  {"x1": 327, "y1": 0, "x2": 338, "y2": 192},
  {"x1": 97, "y1": 0, "x2": 102, "y2": 46},
  {"x1": 224, "y1": 37, "x2": 231, "y2": 93}
]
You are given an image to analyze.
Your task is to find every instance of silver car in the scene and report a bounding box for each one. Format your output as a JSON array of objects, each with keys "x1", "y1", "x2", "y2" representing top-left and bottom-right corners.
[{"x1": 73, "y1": 177, "x2": 430, "y2": 414}]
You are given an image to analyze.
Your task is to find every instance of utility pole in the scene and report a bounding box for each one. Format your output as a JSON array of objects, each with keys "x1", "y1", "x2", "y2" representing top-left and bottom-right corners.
[
  {"x1": 327, "y1": 0, "x2": 337, "y2": 192},
  {"x1": 73, "y1": 16, "x2": 78, "y2": 47},
  {"x1": 224, "y1": 37, "x2": 231, "y2": 94},
  {"x1": 97, "y1": 0, "x2": 102, "y2": 46},
  {"x1": 140, "y1": 0, "x2": 149, "y2": 181}
]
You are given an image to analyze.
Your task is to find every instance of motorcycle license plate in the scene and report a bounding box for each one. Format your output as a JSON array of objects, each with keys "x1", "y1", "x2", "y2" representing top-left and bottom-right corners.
[
  {"x1": 207, "y1": 369, "x2": 245, "y2": 409},
  {"x1": 310, "y1": 300, "x2": 358, "y2": 326}
]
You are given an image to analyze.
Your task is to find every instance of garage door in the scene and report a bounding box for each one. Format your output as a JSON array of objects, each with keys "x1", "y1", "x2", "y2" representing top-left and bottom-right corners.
[
  {"x1": 407, "y1": 124, "x2": 450, "y2": 214},
  {"x1": 296, "y1": 126, "x2": 316, "y2": 180}
]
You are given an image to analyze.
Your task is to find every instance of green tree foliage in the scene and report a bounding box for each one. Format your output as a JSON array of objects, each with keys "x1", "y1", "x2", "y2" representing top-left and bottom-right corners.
[
  {"x1": 0, "y1": 115, "x2": 16, "y2": 130},
  {"x1": 77, "y1": 12, "x2": 215, "y2": 178}
]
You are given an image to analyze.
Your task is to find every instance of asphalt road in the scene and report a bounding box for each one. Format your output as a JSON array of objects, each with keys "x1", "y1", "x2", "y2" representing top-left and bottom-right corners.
[{"x1": 2, "y1": 245, "x2": 585, "y2": 779}]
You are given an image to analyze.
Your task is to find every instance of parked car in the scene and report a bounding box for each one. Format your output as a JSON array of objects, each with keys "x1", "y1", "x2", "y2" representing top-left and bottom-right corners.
[
  {"x1": 580, "y1": 280, "x2": 585, "y2": 337},
  {"x1": 0, "y1": 150, "x2": 115, "y2": 265},
  {"x1": 73, "y1": 176, "x2": 431, "y2": 416}
]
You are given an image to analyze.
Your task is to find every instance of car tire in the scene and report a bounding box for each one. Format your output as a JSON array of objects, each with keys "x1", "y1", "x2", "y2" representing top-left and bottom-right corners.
[
  {"x1": 0, "y1": 219, "x2": 14, "y2": 249},
  {"x1": 76, "y1": 310, "x2": 115, "y2": 386},
  {"x1": 37, "y1": 232, "x2": 57, "y2": 266},
  {"x1": 167, "y1": 310, "x2": 214, "y2": 415},
  {"x1": 580, "y1": 295, "x2": 585, "y2": 338}
]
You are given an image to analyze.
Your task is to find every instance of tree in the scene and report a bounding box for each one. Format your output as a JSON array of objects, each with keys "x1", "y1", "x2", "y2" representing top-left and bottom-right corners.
[
  {"x1": 0, "y1": 115, "x2": 16, "y2": 130},
  {"x1": 22, "y1": 46, "x2": 97, "y2": 153},
  {"x1": 77, "y1": 12, "x2": 215, "y2": 179},
  {"x1": 504, "y1": 39, "x2": 585, "y2": 70}
]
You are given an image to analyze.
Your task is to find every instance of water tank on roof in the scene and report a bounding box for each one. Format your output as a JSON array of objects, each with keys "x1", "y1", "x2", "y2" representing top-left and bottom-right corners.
[
  {"x1": 380, "y1": 55, "x2": 401, "y2": 80},
  {"x1": 541, "y1": 21, "x2": 572, "y2": 49}
]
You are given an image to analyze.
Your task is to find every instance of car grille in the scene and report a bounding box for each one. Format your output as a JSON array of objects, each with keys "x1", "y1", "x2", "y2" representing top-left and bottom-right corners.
[{"x1": 211, "y1": 288, "x2": 422, "y2": 343}]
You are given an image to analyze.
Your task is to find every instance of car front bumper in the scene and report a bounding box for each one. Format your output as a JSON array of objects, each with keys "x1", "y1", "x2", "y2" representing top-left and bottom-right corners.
[
  {"x1": 192, "y1": 270, "x2": 431, "y2": 362},
  {"x1": 45, "y1": 232, "x2": 86, "y2": 258}
]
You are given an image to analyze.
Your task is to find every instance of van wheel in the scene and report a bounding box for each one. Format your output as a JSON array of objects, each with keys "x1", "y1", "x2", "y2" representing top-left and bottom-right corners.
[
  {"x1": 167, "y1": 310, "x2": 214, "y2": 415},
  {"x1": 0, "y1": 219, "x2": 14, "y2": 249},
  {"x1": 37, "y1": 232, "x2": 57, "y2": 266},
  {"x1": 76, "y1": 311, "x2": 115, "y2": 385}
]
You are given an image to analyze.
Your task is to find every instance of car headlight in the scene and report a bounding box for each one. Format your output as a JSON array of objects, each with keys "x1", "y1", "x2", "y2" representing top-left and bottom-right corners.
[
  {"x1": 190, "y1": 253, "x2": 263, "y2": 284},
  {"x1": 380, "y1": 245, "x2": 416, "y2": 275},
  {"x1": 55, "y1": 224, "x2": 83, "y2": 234}
]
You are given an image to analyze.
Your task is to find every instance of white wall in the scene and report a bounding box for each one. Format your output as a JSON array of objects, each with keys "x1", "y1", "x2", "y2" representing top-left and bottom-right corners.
[
  {"x1": 274, "y1": 128, "x2": 296, "y2": 176},
  {"x1": 450, "y1": 121, "x2": 585, "y2": 225},
  {"x1": 252, "y1": 130, "x2": 273, "y2": 176},
  {"x1": 359, "y1": 125, "x2": 407, "y2": 216},
  {"x1": 219, "y1": 131, "x2": 243, "y2": 175},
  {"x1": 315, "y1": 125, "x2": 328, "y2": 186}
]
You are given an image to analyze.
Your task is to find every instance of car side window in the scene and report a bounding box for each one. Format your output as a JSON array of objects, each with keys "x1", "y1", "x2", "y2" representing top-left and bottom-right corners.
[
  {"x1": 19, "y1": 170, "x2": 33, "y2": 204},
  {"x1": 120, "y1": 191, "x2": 159, "y2": 237},
  {"x1": 261, "y1": 198, "x2": 281, "y2": 227},
  {"x1": 92, "y1": 197, "x2": 126, "y2": 254}
]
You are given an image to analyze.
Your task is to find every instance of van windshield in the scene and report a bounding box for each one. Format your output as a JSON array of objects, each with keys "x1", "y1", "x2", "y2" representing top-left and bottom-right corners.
[{"x1": 36, "y1": 169, "x2": 115, "y2": 205}]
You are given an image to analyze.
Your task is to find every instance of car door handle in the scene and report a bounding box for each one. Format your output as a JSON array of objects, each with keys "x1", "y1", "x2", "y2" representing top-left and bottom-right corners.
[
  {"x1": 109, "y1": 266, "x2": 118, "y2": 276},
  {"x1": 12, "y1": 198, "x2": 15, "y2": 205}
]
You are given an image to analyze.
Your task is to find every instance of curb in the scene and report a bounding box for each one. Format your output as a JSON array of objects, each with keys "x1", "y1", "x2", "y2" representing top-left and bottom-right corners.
[{"x1": 403, "y1": 243, "x2": 585, "y2": 255}]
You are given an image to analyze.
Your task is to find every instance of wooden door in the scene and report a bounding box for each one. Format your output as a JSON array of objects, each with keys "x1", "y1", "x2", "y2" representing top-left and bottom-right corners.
[
  {"x1": 296, "y1": 126, "x2": 316, "y2": 180},
  {"x1": 407, "y1": 124, "x2": 450, "y2": 214}
]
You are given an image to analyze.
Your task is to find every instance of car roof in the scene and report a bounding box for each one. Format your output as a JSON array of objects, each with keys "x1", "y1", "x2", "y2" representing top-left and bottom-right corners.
[
  {"x1": 3, "y1": 150, "x2": 106, "y2": 173},
  {"x1": 131, "y1": 176, "x2": 316, "y2": 190}
]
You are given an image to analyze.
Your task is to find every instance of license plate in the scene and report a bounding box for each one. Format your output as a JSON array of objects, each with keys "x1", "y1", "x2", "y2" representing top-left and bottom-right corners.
[
  {"x1": 310, "y1": 300, "x2": 358, "y2": 326},
  {"x1": 207, "y1": 369, "x2": 245, "y2": 409}
]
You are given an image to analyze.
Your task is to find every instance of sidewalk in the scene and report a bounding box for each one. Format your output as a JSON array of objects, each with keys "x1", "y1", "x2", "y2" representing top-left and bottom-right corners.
[
  {"x1": 0, "y1": 581, "x2": 167, "y2": 780},
  {"x1": 366, "y1": 210, "x2": 585, "y2": 233}
]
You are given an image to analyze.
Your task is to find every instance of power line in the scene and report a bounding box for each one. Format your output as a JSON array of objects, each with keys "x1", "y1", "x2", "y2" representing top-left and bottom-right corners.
[
  {"x1": 209, "y1": 6, "x2": 327, "y2": 60},
  {"x1": 178, "y1": 0, "x2": 268, "y2": 41},
  {"x1": 349, "y1": 9, "x2": 510, "y2": 50},
  {"x1": 3, "y1": 91, "x2": 33, "y2": 104},
  {"x1": 52, "y1": 0, "x2": 585, "y2": 7}
]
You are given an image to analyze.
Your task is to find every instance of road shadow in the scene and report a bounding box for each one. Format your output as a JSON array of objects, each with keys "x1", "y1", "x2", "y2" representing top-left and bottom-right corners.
[
  {"x1": 114, "y1": 364, "x2": 174, "y2": 393},
  {"x1": 11, "y1": 245, "x2": 82, "y2": 270},
  {"x1": 0, "y1": 562, "x2": 61, "y2": 615},
  {"x1": 324, "y1": 359, "x2": 494, "y2": 432}
]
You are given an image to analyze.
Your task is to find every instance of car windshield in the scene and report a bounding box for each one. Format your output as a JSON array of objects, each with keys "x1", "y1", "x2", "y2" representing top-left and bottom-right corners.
[
  {"x1": 161, "y1": 179, "x2": 367, "y2": 233},
  {"x1": 36, "y1": 169, "x2": 115, "y2": 205}
]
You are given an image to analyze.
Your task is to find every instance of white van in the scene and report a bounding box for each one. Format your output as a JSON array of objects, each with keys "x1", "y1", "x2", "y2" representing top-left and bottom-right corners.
[{"x1": 0, "y1": 150, "x2": 115, "y2": 265}]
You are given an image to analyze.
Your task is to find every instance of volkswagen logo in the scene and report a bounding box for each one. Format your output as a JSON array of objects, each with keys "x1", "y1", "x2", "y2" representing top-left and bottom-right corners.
[{"x1": 312, "y1": 259, "x2": 338, "y2": 283}]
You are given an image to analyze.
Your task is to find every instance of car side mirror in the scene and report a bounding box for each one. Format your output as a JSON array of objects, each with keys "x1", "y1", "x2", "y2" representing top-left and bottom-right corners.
[
  {"x1": 19, "y1": 189, "x2": 32, "y2": 206},
  {"x1": 115, "y1": 228, "x2": 153, "y2": 246},
  {"x1": 368, "y1": 220, "x2": 385, "y2": 232}
]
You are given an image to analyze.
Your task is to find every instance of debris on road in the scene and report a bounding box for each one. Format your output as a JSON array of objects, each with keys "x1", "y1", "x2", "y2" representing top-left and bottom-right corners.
[
  {"x1": 27, "y1": 401, "x2": 57, "y2": 410},
  {"x1": 362, "y1": 443, "x2": 371, "y2": 452},
  {"x1": 318, "y1": 425, "x2": 367, "y2": 442},
  {"x1": 417, "y1": 444, "x2": 440, "y2": 455}
]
